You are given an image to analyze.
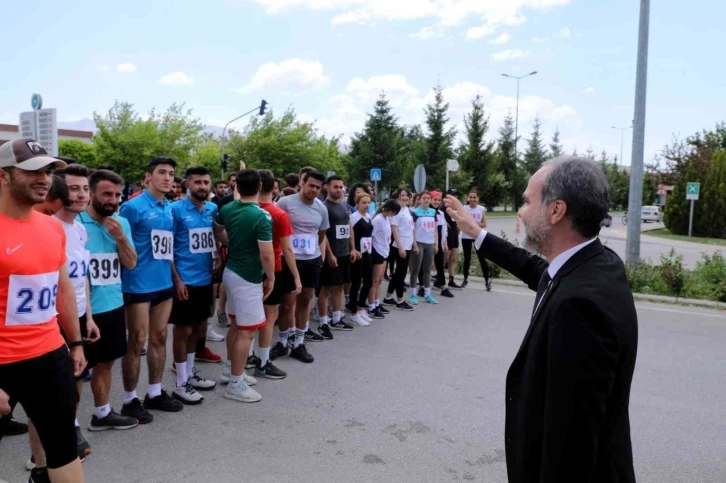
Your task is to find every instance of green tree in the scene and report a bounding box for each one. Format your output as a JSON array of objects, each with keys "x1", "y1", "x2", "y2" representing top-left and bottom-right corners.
[
  {"x1": 522, "y1": 116, "x2": 548, "y2": 175},
  {"x1": 398, "y1": 124, "x2": 428, "y2": 192},
  {"x1": 422, "y1": 85, "x2": 456, "y2": 189},
  {"x1": 190, "y1": 136, "x2": 223, "y2": 181},
  {"x1": 150, "y1": 103, "x2": 204, "y2": 171},
  {"x1": 695, "y1": 149, "x2": 726, "y2": 238},
  {"x1": 497, "y1": 112, "x2": 525, "y2": 210},
  {"x1": 549, "y1": 128, "x2": 564, "y2": 158},
  {"x1": 58, "y1": 140, "x2": 97, "y2": 166}
]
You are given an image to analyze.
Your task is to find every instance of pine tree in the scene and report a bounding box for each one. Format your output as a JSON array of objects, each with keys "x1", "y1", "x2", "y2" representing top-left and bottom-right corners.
[
  {"x1": 523, "y1": 116, "x2": 548, "y2": 175},
  {"x1": 696, "y1": 150, "x2": 726, "y2": 238},
  {"x1": 423, "y1": 85, "x2": 456, "y2": 189},
  {"x1": 585, "y1": 145, "x2": 595, "y2": 160},
  {"x1": 549, "y1": 128, "x2": 564, "y2": 158},
  {"x1": 497, "y1": 112, "x2": 524, "y2": 210}
]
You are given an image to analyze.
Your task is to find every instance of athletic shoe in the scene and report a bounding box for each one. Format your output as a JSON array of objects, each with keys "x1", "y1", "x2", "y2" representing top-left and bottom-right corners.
[
  {"x1": 417, "y1": 287, "x2": 425, "y2": 297},
  {"x1": 433, "y1": 282, "x2": 445, "y2": 290},
  {"x1": 219, "y1": 366, "x2": 257, "y2": 386},
  {"x1": 461, "y1": 279, "x2": 469, "y2": 288},
  {"x1": 28, "y1": 467, "x2": 51, "y2": 483},
  {"x1": 206, "y1": 327, "x2": 225, "y2": 342},
  {"x1": 382, "y1": 297, "x2": 397, "y2": 306},
  {"x1": 140, "y1": 347, "x2": 147, "y2": 356},
  {"x1": 88, "y1": 410, "x2": 139, "y2": 431},
  {"x1": 290, "y1": 344, "x2": 314, "y2": 363},
  {"x1": 172, "y1": 383, "x2": 204, "y2": 405},
  {"x1": 121, "y1": 398, "x2": 153, "y2": 424},
  {"x1": 424, "y1": 294, "x2": 439, "y2": 304},
  {"x1": 330, "y1": 320, "x2": 354, "y2": 331},
  {"x1": 448, "y1": 280, "x2": 463, "y2": 290},
  {"x1": 318, "y1": 324, "x2": 333, "y2": 340},
  {"x1": 378, "y1": 305, "x2": 390, "y2": 315},
  {"x1": 440, "y1": 288, "x2": 455, "y2": 298},
  {"x1": 359, "y1": 311, "x2": 373, "y2": 323},
  {"x1": 76, "y1": 427, "x2": 91, "y2": 456},
  {"x1": 188, "y1": 369, "x2": 217, "y2": 390},
  {"x1": 367, "y1": 309, "x2": 384, "y2": 320},
  {"x1": 217, "y1": 311, "x2": 229, "y2": 328},
  {"x1": 255, "y1": 361, "x2": 287, "y2": 380},
  {"x1": 143, "y1": 390, "x2": 184, "y2": 412},
  {"x1": 409, "y1": 295, "x2": 419, "y2": 305},
  {"x1": 246, "y1": 354, "x2": 261, "y2": 369},
  {"x1": 486, "y1": 280, "x2": 492, "y2": 292},
  {"x1": 26, "y1": 455, "x2": 36, "y2": 471},
  {"x1": 3, "y1": 418, "x2": 28, "y2": 436},
  {"x1": 310, "y1": 304, "x2": 319, "y2": 322},
  {"x1": 349, "y1": 314, "x2": 370, "y2": 327},
  {"x1": 195, "y1": 347, "x2": 222, "y2": 363},
  {"x1": 224, "y1": 380, "x2": 262, "y2": 403},
  {"x1": 396, "y1": 301, "x2": 414, "y2": 311},
  {"x1": 305, "y1": 329, "x2": 324, "y2": 342},
  {"x1": 270, "y1": 342, "x2": 289, "y2": 360},
  {"x1": 287, "y1": 336, "x2": 295, "y2": 350}
]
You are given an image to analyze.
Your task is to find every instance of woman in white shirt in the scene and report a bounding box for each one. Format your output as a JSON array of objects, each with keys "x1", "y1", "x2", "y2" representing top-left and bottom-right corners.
[
  {"x1": 370, "y1": 200, "x2": 401, "y2": 318},
  {"x1": 461, "y1": 190, "x2": 491, "y2": 291},
  {"x1": 382, "y1": 189, "x2": 415, "y2": 311}
]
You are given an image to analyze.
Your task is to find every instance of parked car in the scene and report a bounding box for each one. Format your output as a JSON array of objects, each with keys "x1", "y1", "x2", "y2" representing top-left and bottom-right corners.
[
  {"x1": 641, "y1": 205, "x2": 662, "y2": 223},
  {"x1": 601, "y1": 213, "x2": 613, "y2": 227}
]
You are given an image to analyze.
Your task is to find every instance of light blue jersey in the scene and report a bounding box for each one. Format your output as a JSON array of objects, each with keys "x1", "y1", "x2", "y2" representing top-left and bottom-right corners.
[
  {"x1": 119, "y1": 190, "x2": 175, "y2": 294},
  {"x1": 171, "y1": 197, "x2": 218, "y2": 287},
  {"x1": 77, "y1": 211, "x2": 134, "y2": 314}
]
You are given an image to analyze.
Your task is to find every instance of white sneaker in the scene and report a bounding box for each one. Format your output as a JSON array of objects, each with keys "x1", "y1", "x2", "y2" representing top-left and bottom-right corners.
[
  {"x1": 220, "y1": 368, "x2": 257, "y2": 386},
  {"x1": 188, "y1": 369, "x2": 216, "y2": 390},
  {"x1": 243, "y1": 373, "x2": 257, "y2": 386},
  {"x1": 224, "y1": 380, "x2": 262, "y2": 403},
  {"x1": 349, "y1": 314, "x2": 370, "y2": 327},
  {"x1": 172, "y1": 383, "x2": 204, "y2": 405},
  {"x1": 359, "y1": 311, "x2": 373, "y2": 323},
  {"x1": 206, "y1": 327, "x2": 225, "y2": 342}
]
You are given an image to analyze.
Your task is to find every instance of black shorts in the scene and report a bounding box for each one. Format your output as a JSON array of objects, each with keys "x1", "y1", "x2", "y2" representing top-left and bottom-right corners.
[
  {"x1": 265, "y1": 269, "x2": 296, "y2": 306},
  {"x1": 371, "y1": 248, "x2": 387, "y2": 265},
  {"x1": 124, "y1": 287, "x2": 174, "y2": 306},
  {"x1": 170, "y1": 284, "x2": 214, "y2": 325},
  {"x1": 294, "y1": 257, "x2": 323, "y2": 289},
  {"x1": 320, "y1": 255, "x2": 351, "y2": 287},
  {"x1": 0, "y1": 346, "x2": 78, "y2": 469},
  {"x1": 85, "y1": 306, "x2": 127, "y2": 365},
  {"x1": 447, "y1": 226, "x2": 460, "y2": 249}
]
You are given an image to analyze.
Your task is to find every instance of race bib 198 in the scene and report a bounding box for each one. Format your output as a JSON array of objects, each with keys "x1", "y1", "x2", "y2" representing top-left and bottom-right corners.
[
  {"x1": 189, "y1": 227, "x2": 215, "y2": 254},
  {"x1": 472, "y1": 213, "x2": 482, "y2": 222},
  {"x1": 336, "y1": 224, "x2": 350, "y2": 240},
  {"x1": 6, "y1": 272, "x2": 59, "y2": 326},
  {"x1": 290, "y1": 234, "x2": 317, "y2": 256},
  {"x1": 422, "y1": 220, "x2": 436, "y2": 233},
  {"x1": 361, "y1": 237, "x2": 373, "y2": 254},
  {"x1": 89, "y1": 253, "x2": 121, "y2": 286},
  {"x1": 151, "y1": 229, "x2": 174, "y2": 260}
]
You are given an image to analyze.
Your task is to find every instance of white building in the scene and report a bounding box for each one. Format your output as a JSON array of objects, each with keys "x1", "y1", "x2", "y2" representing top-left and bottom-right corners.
[{"x1": 0, "y1": 123, "x2": 93, "y2": 147}]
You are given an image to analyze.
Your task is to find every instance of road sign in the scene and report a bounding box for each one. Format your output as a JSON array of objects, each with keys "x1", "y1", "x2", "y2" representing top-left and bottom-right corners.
[
  {"x1": 413, "y1": 164, "x2": 426, "y2": 192},
  {"x1": 31, "y1": 93, "x2": 43, "y2": 110},
  {"x1": 370, "y1": 168, "x2": 382, "y2": 182},
  {"x1": 446, "y1": 159, "x2": 460, "y2": 172},
  {"x1": 686, "y1": 182, "x2": 700, "y2": 201}
]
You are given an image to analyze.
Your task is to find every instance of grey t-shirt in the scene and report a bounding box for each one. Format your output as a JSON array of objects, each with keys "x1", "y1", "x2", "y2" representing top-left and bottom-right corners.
[
  {"x1": 324, "y1": 199, "x2": 351, "y2": 257},
  {"x1": 276, "y1": 194, "x2": 330, "y2": 260}
]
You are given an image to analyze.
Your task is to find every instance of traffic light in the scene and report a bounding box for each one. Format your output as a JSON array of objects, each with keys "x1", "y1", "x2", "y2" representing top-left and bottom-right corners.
[
  {"x1": 259, "y1": 99, "x2": 268, "y2": 116},
  {"x1": 222, "y1": 154, "x2": 229, "y2": 172}
]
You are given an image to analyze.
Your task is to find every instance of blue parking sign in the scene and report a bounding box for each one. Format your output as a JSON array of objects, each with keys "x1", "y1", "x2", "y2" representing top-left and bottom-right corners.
[{"x1": 370, "y1": 168, "x2": 382, "y2": 182}]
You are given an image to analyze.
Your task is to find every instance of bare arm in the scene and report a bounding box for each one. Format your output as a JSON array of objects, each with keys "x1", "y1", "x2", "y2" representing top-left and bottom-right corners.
[
  {"x1": 481, "y1": 211, "x2": 487, "y2": 228},
  {"x1": 117, "y1": 236, "x2": 137, "y2": 270},
  {"x1": 84, "y1": 278, "x2": 100, "y2": 343},
  {"x1": 213, "y1": 222, "x2": 229, "y2": 247},
  {"x1": 56, "y1": 265, "x2": 86, "y2": 376},
  {"x1": 281, "y1": 237, "x2": 302, "y2": 289},
  {"x1": 258, "y1": 241, "x2": 275, "y2": 281}
]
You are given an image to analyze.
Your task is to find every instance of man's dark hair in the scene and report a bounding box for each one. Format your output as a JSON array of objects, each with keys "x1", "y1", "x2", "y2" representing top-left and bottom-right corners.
[
  {"x1": 227, "y1": 172, "x2": 237, "y2": 182},
  {"x1": 541, "y1": 156, "x2": 611, "y2": 238},
  {"x1": 89, "y1": 169, "x2": 124, "y2": 191},
  {"x1": 147, "y1": 157, "x2": 176, "y2": 174},
  {"x1": 174, "y1": 176, "x2": 184, "y2": 184},
  {"x1": 326, "y1": 175, "x2": 343, "y2": 185},
  {"x1": 55, "y1": 156, "x2": 77, "y2": 165},
  {"x1": 282, "y1": 187, "x2": 296, "y2": 196},
  {"x1": 48, "y1": 175, "x2": 69, "y2": 203},
  {"x1": 55, "y1": 163, "x2": 89, "y2": 179},
  {"x1": 299, "y1": 166, "x2": 315, "y2": 178},
  {"x1": 285, "y1": 173, "x2": 299, "y2": 188},
  {"x1": 236, "y1": 169, "x2": 261, "y2": 197},
  {"x1": 302, "y1": 170, "x2": 325, "y2": 185},
  {"x1": 95, "y1": 165, "x2": 115, "y2": 172},
  {"x1": 258, "y1": 169, "x2": 276, "y2": 195},
  {"x1": 185, "y1": 166, "x2": 211, "y2": 178},
  {"x1": 214, "y1": 180, "x2": 228, "y2": 188}
]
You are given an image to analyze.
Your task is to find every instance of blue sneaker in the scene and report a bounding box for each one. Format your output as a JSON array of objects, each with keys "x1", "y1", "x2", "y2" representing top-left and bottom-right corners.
[
  {"x1": 424, "y1": 295, "x2": 438, "y2": 304},
  {"x1": 409, "y1": 295, "x2": 419, "y2": 305}
]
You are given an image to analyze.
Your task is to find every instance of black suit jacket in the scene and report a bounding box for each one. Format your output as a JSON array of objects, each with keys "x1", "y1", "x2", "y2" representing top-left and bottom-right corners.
[{"x1": 479, "y1": 234, "x2": 638, "y2": 483}]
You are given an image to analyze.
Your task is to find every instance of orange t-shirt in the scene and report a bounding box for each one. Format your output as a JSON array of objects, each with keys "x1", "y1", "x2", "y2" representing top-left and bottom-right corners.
[{"x1": 0, "y1": 211, "x2": 67, "y2": 364}]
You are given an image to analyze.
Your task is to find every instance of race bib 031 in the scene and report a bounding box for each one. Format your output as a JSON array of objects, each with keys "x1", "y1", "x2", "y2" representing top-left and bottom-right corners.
[{"x1": 290, "y1": 234, "x2": 317, "y2": 256}]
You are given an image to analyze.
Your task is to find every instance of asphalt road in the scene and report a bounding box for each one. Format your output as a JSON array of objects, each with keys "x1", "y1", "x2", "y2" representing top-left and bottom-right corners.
[
  {"x1": 485, "y1": 217, "x2": 722, "y2": 268},
  {"x1": 2, "y1": 283, "x2": 725, "y2": 483}
]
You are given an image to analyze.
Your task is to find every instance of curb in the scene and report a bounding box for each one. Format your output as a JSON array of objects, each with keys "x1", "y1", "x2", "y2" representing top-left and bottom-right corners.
[{"x1": 464, "y1": 276, "x2": 725, "y2": 310}]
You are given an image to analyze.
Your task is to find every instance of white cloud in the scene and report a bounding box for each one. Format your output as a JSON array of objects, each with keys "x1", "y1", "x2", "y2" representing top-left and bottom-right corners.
[
  {"x1": 531, "y1": 36, "x2": 548, "y2": 43},
  {"x1": 557, "y1": 27, "x2": 571, "y2": 38},
  {"x1": 159, "y1": 72, "x2": 194, "y2": 86},
  {"x1": 466, "y1": 24, "x2": 496, "y2": 40},
  {"x1": 584, "y1": 87, "x2": 596, "y2": 94},
  {"x1": 489, "y1": 33, "x2": 511, "y2": 45},
  {"x1": 100, "y1": 65, "x2": 110, "y2": 72},
  {"x1": 410, "y1": 25, "x2": 447, "y2": 39},
  {"x1": 237, "y1": 59, "x2": 329, "y2": 93},
  {"x1": 491, "y1": 49, "x2": 529, "y2": 61},
  {"x1": 345, "y1": 74, "x2": 421, "y2": 107},
  {"x1": 116, "y1": 62, "x2": 136, "y2": 73}
]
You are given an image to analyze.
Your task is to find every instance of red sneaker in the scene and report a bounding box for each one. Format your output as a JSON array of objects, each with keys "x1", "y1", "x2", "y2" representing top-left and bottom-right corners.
[{"x1": 195, "y1": 347, "x2": 222, "y2": 363}]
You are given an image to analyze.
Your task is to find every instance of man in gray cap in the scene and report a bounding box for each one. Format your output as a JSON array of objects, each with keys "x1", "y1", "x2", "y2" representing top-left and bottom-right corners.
[{"x1": 0, "y1": 138, "x2": 87, "y2": 483}]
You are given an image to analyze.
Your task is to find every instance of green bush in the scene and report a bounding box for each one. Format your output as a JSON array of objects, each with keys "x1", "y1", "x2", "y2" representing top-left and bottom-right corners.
[
  {"x1": 684, "y1": 252, "x2": 726, "y2": 302},
  {"x1": 659, "y1": 249, "x2": 687, "y2": 298}
]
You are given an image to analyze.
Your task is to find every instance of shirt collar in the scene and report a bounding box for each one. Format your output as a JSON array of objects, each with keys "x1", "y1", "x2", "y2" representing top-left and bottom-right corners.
[
  {"x1": 142, "y1": 189, "x2": 168, "y2": 208},
  {"x1": 547, "y1": 237, "x2": 597, "y2": 279}
]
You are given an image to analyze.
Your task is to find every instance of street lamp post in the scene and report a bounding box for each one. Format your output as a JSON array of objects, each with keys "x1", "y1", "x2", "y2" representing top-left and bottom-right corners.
[
  {"x1": 220, "y1": 100, "x2": 268, "y2": 178},
  {"x1": 611, "y1": 124, "x2": 633, "y2": 168},
  {"x1": 502, "y1": 71, "x2": 538, "y2": 158}
]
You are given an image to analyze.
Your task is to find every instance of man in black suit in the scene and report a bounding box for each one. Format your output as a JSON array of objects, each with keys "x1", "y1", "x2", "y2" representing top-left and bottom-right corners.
[{"x1": 446, "y1": 156, "x2": 638, "y2": 483}]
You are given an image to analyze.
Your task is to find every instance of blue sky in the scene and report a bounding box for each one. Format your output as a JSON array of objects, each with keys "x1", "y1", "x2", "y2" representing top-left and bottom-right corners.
[{"x1": 1, "y1": 0, "x2": 724, "y2": 165}]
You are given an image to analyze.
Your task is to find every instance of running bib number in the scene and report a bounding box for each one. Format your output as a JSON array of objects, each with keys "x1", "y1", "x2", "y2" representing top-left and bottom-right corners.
[
  {"x1": 472, "y1": 213, "x2": 482, "y2": 222},
  {"x1": 68, "y1": 259, "x2": 88, "y2": 279},
  {"x1": 290, "y1": 234, "x2": 317, "y2": 255},
  {"x1": 336, "y1": 225, "x2": 350, "y2": 240},
  {"x1": 189, "y1": 228, "x2": 215, "y2": 254},
  {"x1": 151, "y1": 230, "x2": 174, "y2": 260},
  {"x1": 421, "y1": 220, "x2": 436, "y2": 233},
  {"x1": 89, "y1": 254, "x2": 121, "y2": 286},
  {"x1": 361, "y1": 237, "x2": 373, "y2": 254},
  {"x1": 6, "y1": 272, "x2": 60, "y2": 326}
]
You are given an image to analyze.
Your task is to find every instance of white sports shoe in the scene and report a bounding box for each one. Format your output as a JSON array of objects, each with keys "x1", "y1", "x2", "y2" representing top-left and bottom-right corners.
[
  {"x1": 224, "y1": 380, "x2": 262, "y2": 403},
  {"x1": 349, "y1": 314, "x2": 370, "y2": 327},
  {"x1": 188, "y1": 369, "x2": 216, "y2": 390},
  {"x1": 172, "y1": 383, "x2": 204, "y2": 405},
  {"x1": 206, "y1": 327, "x2": 225, "y2": 342},
  {"x1": 220, "y1": 367, "x2": 257, "y2": 386},
  {"x1": 359, "y1": 311, "x2": 373, "y2": 323}
]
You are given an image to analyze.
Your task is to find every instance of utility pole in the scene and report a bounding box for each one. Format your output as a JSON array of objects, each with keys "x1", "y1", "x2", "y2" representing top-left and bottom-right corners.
[
  {"x1": 502, "y1": 71, "x2": 538, "y2": 158},
  {"x1": 611, "y1": 125, "x2": 633, "y2": 168},
  {"x1": 220, "y1": 100, "x2": 268, "y2": 178}
]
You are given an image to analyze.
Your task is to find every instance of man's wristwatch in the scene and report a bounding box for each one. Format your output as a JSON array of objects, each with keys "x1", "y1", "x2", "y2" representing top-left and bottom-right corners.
[{"x1": 68, "y1": 340, "x2": 84, "y2": 349}]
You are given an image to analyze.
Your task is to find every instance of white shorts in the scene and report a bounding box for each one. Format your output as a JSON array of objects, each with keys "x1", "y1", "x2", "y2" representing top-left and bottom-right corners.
[{"x1": 222, "y1": 268, "x2": 266, "y2": 330}]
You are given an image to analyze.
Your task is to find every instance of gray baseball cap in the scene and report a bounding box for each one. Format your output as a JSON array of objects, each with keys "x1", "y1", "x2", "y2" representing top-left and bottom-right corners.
[{"x1": 0, "y1": 138, "x2": 67, "y2": 171}]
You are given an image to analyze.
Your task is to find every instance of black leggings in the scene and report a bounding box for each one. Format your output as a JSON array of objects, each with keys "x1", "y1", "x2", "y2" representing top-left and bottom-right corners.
[
  {"x1": 387, "y1": 249, "x2": 411, "y2": 299},
  {"x1": 387, "y1": 242, "x2": 396, "y2": 277},
  {"x1": 349, "y1": 254, "x2": 373, "y2": 309},
  {"x1": 462, "y1": 238, "x2": 490, "y2": 281}
]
